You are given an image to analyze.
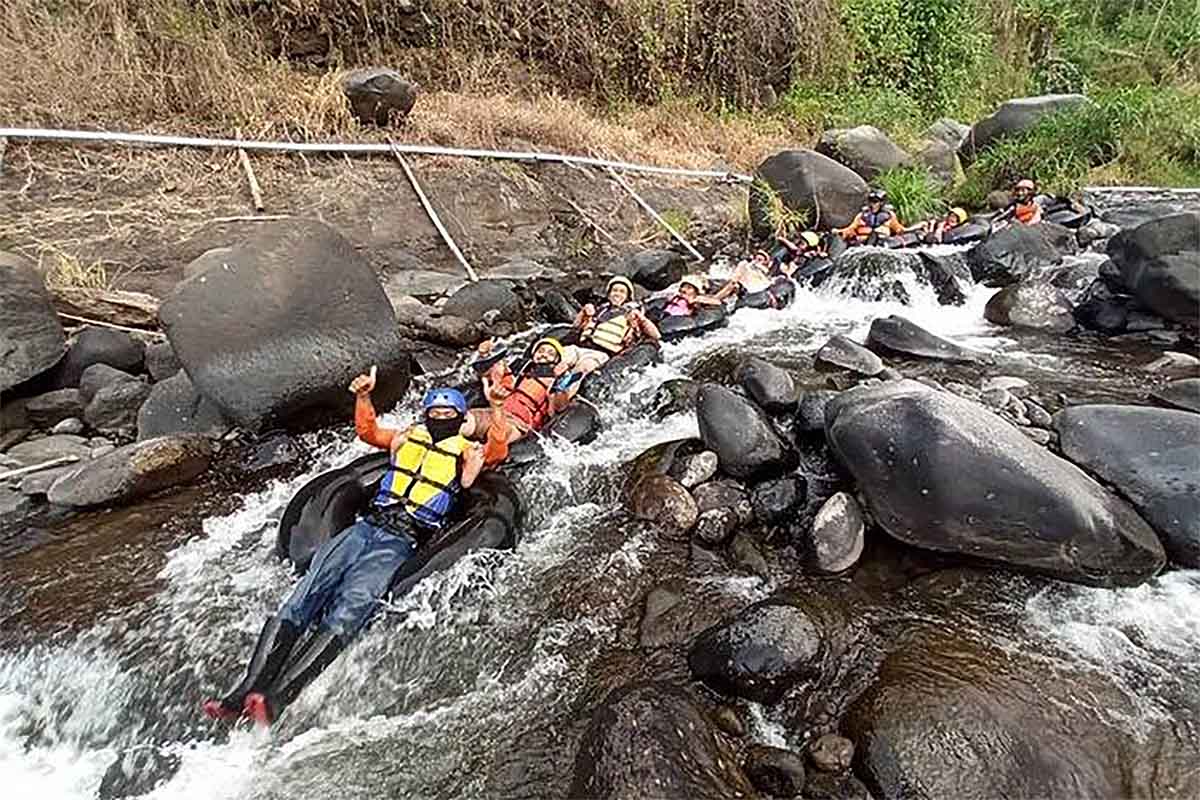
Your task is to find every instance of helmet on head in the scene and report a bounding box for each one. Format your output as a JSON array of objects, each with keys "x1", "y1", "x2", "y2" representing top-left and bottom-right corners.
[
  {"x1": 679, "y1": 275, "x2": 705, "y2": 293},
  {"x1": 1015, "y1": 178, "x2": 1035, "y2": 191},
  {"x1": 949, "y1": 207, "x2": 968, "y2": 224},
  {"x1": 606, "y1": 276, "x2": 635, "y2": 298},
  {"x1": 800, "y1": 231, "x2": 821, "y2": 248},
  {"x1": 422, "y1": 387, "x2": 468, "y2": 416},
  {"x1": 867, "y1": 189, "x2": 887, "y2": 203},
  {"x1": 531, "y1": 337, "x2": 564, "y2": 363}
]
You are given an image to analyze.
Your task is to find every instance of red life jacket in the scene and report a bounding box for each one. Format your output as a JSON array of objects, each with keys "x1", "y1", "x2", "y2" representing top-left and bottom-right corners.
[
  {"x1": 503, "y1": 372, "x2": 554, "y2": 430},
  {"x1": 1014, "y1": 201, "x2": 1039, "y2": 224}
]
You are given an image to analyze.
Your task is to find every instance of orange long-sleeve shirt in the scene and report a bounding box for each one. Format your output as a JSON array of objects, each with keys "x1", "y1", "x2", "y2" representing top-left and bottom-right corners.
[{"x1": 354, "y1": 393, "x2": 508, "y2": 466}]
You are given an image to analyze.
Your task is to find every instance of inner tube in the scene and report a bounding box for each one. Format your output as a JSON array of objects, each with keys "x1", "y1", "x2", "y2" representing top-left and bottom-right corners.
[
  {"x1": 579, "y1": 341, "x2": 662, "y2": 402},
  {"x1": 276, "y1": 452, "x2": 522, "y2": 590},
  {"x1": 941, "y1": 220, "x2": 990, "y2": 245},
  {"x1": 648, "y1": 302, "x2": 729, "y2": 341},
  {"x1": 505, "y1": 401, "x2": 601, "y2": 465},
  {"x1": 1044, "y1": 205, "x2": 1093, "y2": 229},
  {"x1": 881, "y1": 231, "x2": 925, "y2": 249},
  {"x1": 735, "y1": 276, "x2": 795, "y2": 310},
  {"x1": 791, "y1": 256, "x2": 835, "y2": 286}
]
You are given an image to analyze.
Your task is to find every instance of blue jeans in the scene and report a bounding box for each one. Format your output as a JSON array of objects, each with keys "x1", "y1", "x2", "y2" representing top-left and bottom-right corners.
[{"x1": 278, "y1": 518, "x2": 417, "y2": 638}]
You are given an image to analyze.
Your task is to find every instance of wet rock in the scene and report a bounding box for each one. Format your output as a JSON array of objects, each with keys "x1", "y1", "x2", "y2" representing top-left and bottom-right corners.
[
  {"x1": 866, "y1": 315, "x2": 986, "y2": 364},
  {"x1": 824, "y1": 380, "x2": 1166, "y2": 587},
  {"x1": 1047, "y1": 258, "x2": 1103, "y2": 302},
  {"x1": 923, "y1": 117, "x2": 969, "y2": 149},
  {"x1": 1021, "y1": 427, "x2": 1052, "y2": 446},
  {"x1": 6, "y1": 434, "x2": 92, "y2": 466},
  {"x1": 1057, "y1": 405, "x2": 1200, "y2": 567},
  {"x1": 18, "y1": 464, "x2": 76, "y2": 496},
  {"x1": 980, "y1": 387, "x2": 1013, "y2": 410},
  {"x1": 626, "y1": 249, "x2": 685, "y2": 291},
  {"x1": 688, "y1": 601, "x2": 822, "y2": 704},
  {"x1": 342, "y1": 66, "x2": 417, "y2": 126},
  {"x1": 803, "y1": 772, "x2": 871, "y2": 800},
  {"x1": 160, "y1": 219, "x2": 410, "y2": 431},
  {"x1": 694, "y1": 507, "x2": 739, "y2": 547},
  {"x1": 1151, "y1": 378, "x2": 1200, "y2": 414},
  {"x1": 917, "y1": 251, "x2": 972, "y2": 306},
  {"x1": 670, "y1": 450, "x2": 719, "y2": 489},
  {"x1": 958, "y1": 94, "x2": 1091, "y2": 166},
  {"x1": 51, "y1": 417, "x2": 85, "y2": 436},
  {"x1": 1025, "y1": 399, "x2": 1053, "y2": 428},
  {"x1": 79, "y1": 363, "x2": 138, "y2": 403},
  {"x1": 651, "y1": 378, "x2": 699, "y2": 420},
  {"x1": 815, "y1": 335, "x2": 883, "y2": 377},
  {"x1": 693, "y1": 479, "x2": 753, "y2": 522},
  {"x1": 0, "y1": 250, "x2": 67, "y2": 393},
  {"x1": 712, "y1": 705, "x2": 746, "y2": 738},
  {"x1": 441, "y1": 279, "x2": 524, "y2": 324},
  {"x1": 1077, "y1": 219, "x2": 1121, "y2": 248},
  {"x1": 98, "y1": 747, "x2": 181, "y2": 800},
  {"x1": 796, "y1": 390, "x2": 839, "y2": 435},
  {"x1": 744, "y1": 744, "x2": 807, "y2": 798},
  {"x1": 25, "y1": 389, "x2": 85, "y2": 429},
  {"x1": 984, "y1": 282, "x2": 1075, "y2": 332},
  {"x1": 48, "y1": 434, "x2": 213, "y2": 508},
  {"x1": 817, "y1": 125, "x2": 911, "y2": 181},
  {"x1": 751, "y1": 150, "x2": 868, "y2": 234},
  {"x1": 820, "y1": 248, "x2": 920, "y2": 305},
  {"x1": 751, "y1": 476, "x2": 807, "y2": 525},
  {"x1": 1142, "y1": 351, "x2": 1200, "y2": 373},
  {"x1": 392, "y1": 297, "x2": 485, "y2": 348},
  {"x1": 1107, "y1": 212, "x2": 1200, "y2": 328},
  {"x1": 569, "y1": 682, "x2": 755, "y2": 800},
  {"x1": 55, "y1": 326, "x2": 145, "y2": 388},
  {"x1": 137, "y1": 371, "x2": 232, "y2": 441},
  {"x1": 982, "y1": 376, "x2": 1030, "y2": 395},
  {"x1": 143, "y1": 339, "x2": 182, "y2": 382},
  {"x1": 638, "y1": 579, "x2": 746, "y2": 650},
  {"x1": 966, "y1": 224, "x2": 1070, "y2": 287},
  {"x1": 730, "y1": 532, "x2": 771, "y2": 579},
  {"x1": 1127, "y1": 311, "x2": 1167, "y2": 332},
  {"x1": 1073, "y1": 279, "x2": 1132, "y2": 333},
  {"x1": 627, "y1": 473, "x2": 698, "y2": 537},
  {"x1": 808, "y1": 734, "x2": 855, "y2": 774},
  {"x1": 92, "y1": 443, "x2": 116, "y2": 459},
  {"x1": 807, "y1": 492, "x2": 865, "y2": 574},
  {"x1": 0, "y1": 486, "x2": 33, "y2": 517},
  {"x1": 737, "y1": 356, "x2": 797, "y2": 413},
  {"x1": 85, "y1": 379, "x2": 152, "y2": 439},
  {"x1": 697, "y1": 383, "x2": 796, "y2": 479},
  {"x1": 945, "y1": 381, "x2": 980, "y2": 400}
]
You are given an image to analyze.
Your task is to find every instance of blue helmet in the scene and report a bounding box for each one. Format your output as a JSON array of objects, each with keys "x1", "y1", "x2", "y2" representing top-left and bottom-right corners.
[{"x1": 422, "y1": 387, "x2": 468, "y2": 416}]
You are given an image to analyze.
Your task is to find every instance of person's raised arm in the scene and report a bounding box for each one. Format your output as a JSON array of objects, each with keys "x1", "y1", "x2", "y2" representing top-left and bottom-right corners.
[
  {"x1": 460, "y1": 443, "x2": 485, "y2": 488},
  {"x1": 351, "y1": 366, "x2": 404, "y2": 450},
  {"x1": 635, "y1": 308, "x2": 662, "y2": 341}
]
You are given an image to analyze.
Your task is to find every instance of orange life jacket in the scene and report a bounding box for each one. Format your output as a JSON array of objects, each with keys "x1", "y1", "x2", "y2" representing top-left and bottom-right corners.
[
  {"x1": 503, "y1": 372, "x2": 554, "y2": 430},
  {"x1": 1014, "y1": 201, "x2": 1040, "y2": 224},
  {"x1": 851, "y1": 207, "x2": 896, "y2": 240}
]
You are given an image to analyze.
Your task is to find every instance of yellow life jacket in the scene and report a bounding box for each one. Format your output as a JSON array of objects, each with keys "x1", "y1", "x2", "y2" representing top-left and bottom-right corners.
[
  {"x1": 374, "y1": 426, "x2": 468, "y2": 528},
  {"x1": 582, "y1": 306, "x2": 633, "y2": 354}
]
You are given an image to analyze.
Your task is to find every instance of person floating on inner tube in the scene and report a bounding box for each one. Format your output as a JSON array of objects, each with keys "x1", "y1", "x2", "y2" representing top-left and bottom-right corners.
[
  {"x1": 920, "y1": 206, "x2": 969, "y2": 243},
  {"x1": 711, "y1": 249, "x2": 775, "y2": 302},
  {"x1": 462, "y1": 336, "x2": 578, "y2": 458},
  {"x1": 202, "y1": 373, "x2": 504, "y2": 727},
  {"x1": 835, "y1": 189, "x2": 909, "y2": 245},
  {"x1": 993, "y1": 178, "x2": 1043, "y2": 229},
  {"x1": 571, "y1": 276, "x2": 662, "y2": 373},
  {"x1": 659, "y1": 275, "x2": 723, "y2": 318},
  {"x1": 772, "y1": 230, "x2": 828, "y2": 277}
]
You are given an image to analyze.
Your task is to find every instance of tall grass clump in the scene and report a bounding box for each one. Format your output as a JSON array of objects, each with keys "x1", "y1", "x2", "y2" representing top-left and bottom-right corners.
[{"x1": 876, "y1": 166, "x2": 943, "y2": 224}]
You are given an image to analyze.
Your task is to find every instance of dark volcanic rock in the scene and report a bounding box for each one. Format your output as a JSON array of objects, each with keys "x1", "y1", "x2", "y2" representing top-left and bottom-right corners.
[
  {"x1": 796, "y1": 390, "x2": 840, "y2": 435},
  {"x1": 806, "y1": 491, "x2": 866, "y2": 574},
  {"x1": 815, "y1": 335, "x2": 883, "y2": 376},
  {"x1": 55, "y1": 326, "x2": 145, "y2": 388},
  {"x1": 866, "y1": 315, "x2": 986, "y2": 364},
  {"x1": 0, "y1": 250, "x2": 67, "y2": 392},
  {"x1": 441, "y1": 279, "x2": 524, "y2": 324},
  {"x1": 627, "y1": 249, "x2": 686, "y2": 291},
  {"x1": 688, "y1": 601, "x2": 822, "y2": 704},
  {"x1": 966, "y1": 224, "x2": 1070, "y2": 287},
  {"x1": 143, "y1": 339, "x2": 182, "y2": 382},
  {"x1": 751, "y1": 150, "x2": 868, "y2": 234},
  {"x1": 697, "y1": 383, "x2": 796, "y2": 479},
  {"x1": 984, "y1": 282, "x2": 1075, "y2": 332},
  {"x1": 569, "y1": 682, "x2": 755, "y2": 800},
  {"x1": 736, "y1": 356, "x2": 797, "y2": 413},
  {"x1": 341, "y1": 66, "x2": 418, "y2": 126},
  {"x1": 1056, "y1": 404, "x2": 1200, "y2": 567},
  {"x1": 79, "y1": 363, "x2": 138, "y2": 403},
  {"x1": 25, "y1": 389, "x2": 85, "y2": 429},
  {"x1": 48, "y1": 434, "x2": 213, "y2": 508},
  {"x1": 1151, "y1": 378, "x2": 1200, "y2": 414},
  {"x1": 137, "y1": 371, "x2": 232, "y2": 441},
  {"x1": 1108, "y1": 213, "x2": 1200, "y2": 327},
  {"x1": 85, "y1": 379, "x2": 152, "y2": 438},
  {"x1": 817, "y1": 125, "x2": 912, "y2": 181},
  {"x1": 958, "y1": 94, "x2": 1090, "y2": 166},
  {"x1": 159, "y1": 219, "x2": 410, "y2": 430},
  {"x1": 751, "y1": 476, "x2": 807, "y2": 526},
  {"x1": 824, "y1": 380, "x2": 1165, "y2": 587},
  {"x1": 744, "y1": 744, "x2": 807, "y2": 798}
]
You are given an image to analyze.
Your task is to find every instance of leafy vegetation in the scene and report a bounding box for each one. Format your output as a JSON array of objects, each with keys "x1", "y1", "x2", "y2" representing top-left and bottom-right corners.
[{"x1": 877, "y1": 166, "x2": 944, "y2": 224}]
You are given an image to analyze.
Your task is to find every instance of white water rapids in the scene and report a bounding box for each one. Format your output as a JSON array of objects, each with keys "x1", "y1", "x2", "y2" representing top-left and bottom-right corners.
[{"x1": 2, "y1": 250, "x2": 1198, "y2": 800}]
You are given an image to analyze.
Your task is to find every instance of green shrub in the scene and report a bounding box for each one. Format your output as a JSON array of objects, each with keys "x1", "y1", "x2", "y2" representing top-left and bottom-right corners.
[{"x1": 877, "y1": 166, "x2": 944, "y2": 225}]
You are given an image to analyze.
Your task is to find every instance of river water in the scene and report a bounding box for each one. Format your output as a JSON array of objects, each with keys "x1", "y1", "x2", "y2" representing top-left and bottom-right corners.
[{"x1": 2, "y1": 244, "x2": 1198, "y2": 799}]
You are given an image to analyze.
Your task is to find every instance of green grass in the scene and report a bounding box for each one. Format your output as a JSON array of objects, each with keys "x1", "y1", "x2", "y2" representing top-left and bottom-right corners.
[
  {"x1": 877, "y1": 166, "x2": 944, "y2": 224},
  {"x1": 749, "y1": 179, "x2": 812, "y2": 236}
]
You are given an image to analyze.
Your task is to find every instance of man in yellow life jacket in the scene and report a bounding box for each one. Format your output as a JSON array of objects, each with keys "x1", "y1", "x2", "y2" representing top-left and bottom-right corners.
[
  {"x1": 571, "y1": 276, "x2": 662, "y2": 374},
  {"x1": 203, "y1": 371, "x2": 505, "y2": 727},
  {"x1": 835, "y1": 189, "x2": 909, "y2": 244}
]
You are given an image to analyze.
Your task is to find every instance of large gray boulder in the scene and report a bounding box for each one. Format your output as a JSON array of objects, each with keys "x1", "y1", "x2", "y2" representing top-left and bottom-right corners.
[
  {"x1": 751, "y1": 150, "x2": 868, "y2": 235},
  {"x1": 137, "y1": 371, "x2": 232, "y2": 441},
  {"x1": 569, "y1": 682, "x2": 755, "y2": 800},
  {"x1": 0, "y1": 250, "x2": 67, "y2": 392},
  {"x1": 923, "y1": 118, "x2": 970, "y2": 150},
  {"x1": 341, "y1": 67, "x2": 418, "y2": 126},
  {"x1": 1151, "y1": 378, "x2": 1200, "y2": 414},
  {"x1": 1056, "y1": 405, "x2": 1200, "y2": 567},
  {"x1": 824, "y1": 380, "x2": 1165, "y2": 586},
  {"x1": 697, "y1": 383, "x2": 795, "y2": 479},
  {"x1": 1107, "y1": 213, "x2": 1200, "y2": 328},
  {"x1": 914, "y1": 139, "x2": 960, "y2": 188},
  {"x1": 866, "y1": 315, "x2": 986, "y2": 364},
  {"x1": 159, "y1": 219, "x2": 410, "y2": 430},
  {"x1": 966, "y1": 223, "x2": 1072, "y2": 286},
  {"x1": 984, "y1": 282, "x2": 1075, "y2": 332},
  {"x1": 815, "y1": 335, "x2": 883, "y2": 377},
  {"x1": 440, "y1": 279, "x2": 524, "y2": 324},
  {"x1": 626, "y1": 249, "x2": 686, "y2": 291},
  {"x1": 47, "y1": 434, "x2": 213, "y2": 508},
  {"x1": 958, "y1": 94, "x2": 1091, "y2": 166},
  {"x1": 816, "y1": 125, "x2": 912, "y2": 181}
]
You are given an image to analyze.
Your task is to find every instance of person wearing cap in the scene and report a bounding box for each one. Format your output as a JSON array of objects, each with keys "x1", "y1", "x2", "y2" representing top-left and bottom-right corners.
[
  {"x1": 462, "y1": 336, "x2": 579, "y2": 459},
  {"x1": 571, "y1": 276, "x2": 662, "y2": 371},
  {"x1": 712, "y1": 248, "x2": 776, "y2": 301},
  {"x1": 661, "y1": 275, "x2": 724, "y2": 317},
  {"x1": 995, "y1": 178, "x2": 1043, "y2": 227},
  {"x1": 922, "y1": 207, "x2": 970, "y2": 243},
  {"x1": 773, "y1": 230, "x2": 828, "y2": 276},
  {"x1": 203, "y1": 369, "x2": 503, "y2": 727},
  {"x1": 835, "y1": 189, "x2": 908, "y2": 244}
]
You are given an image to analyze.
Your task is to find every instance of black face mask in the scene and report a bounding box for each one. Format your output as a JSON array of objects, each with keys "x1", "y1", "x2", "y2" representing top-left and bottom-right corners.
[{"x1": 425, "y1": 414, "x2": 464, "y2": 443}]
